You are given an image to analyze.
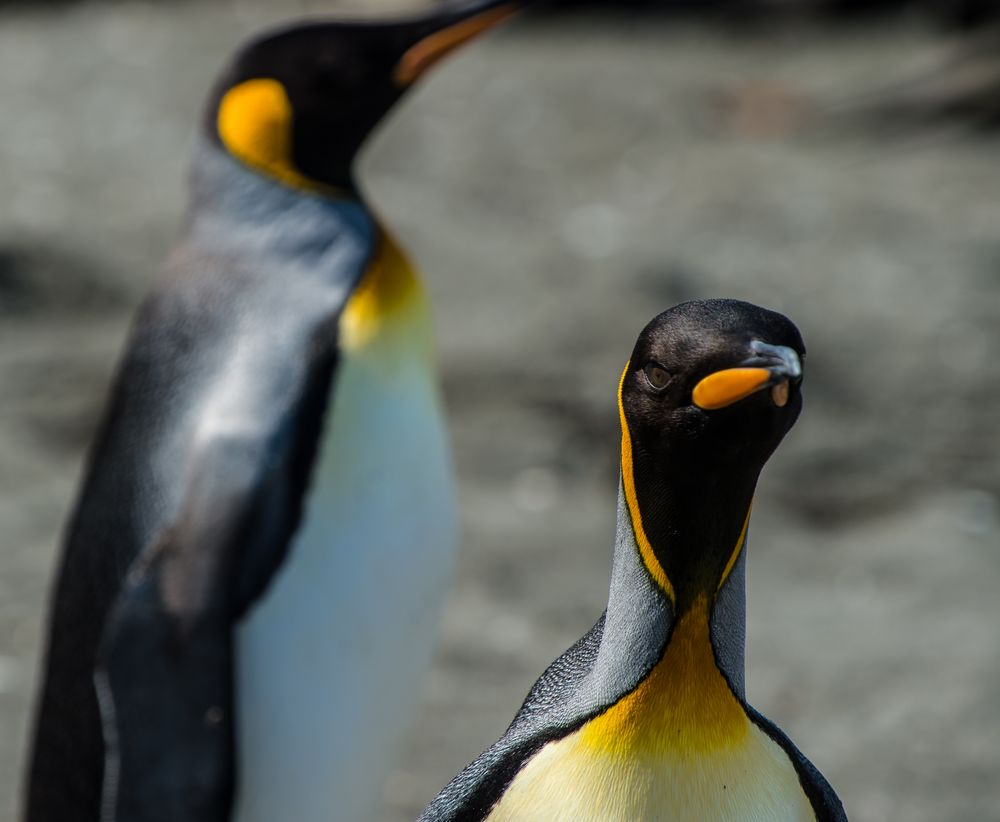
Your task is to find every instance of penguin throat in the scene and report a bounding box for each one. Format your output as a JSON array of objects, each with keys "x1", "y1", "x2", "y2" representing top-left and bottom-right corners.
[
  {"x1": 616, "y1": 368, "x2": 758, "y2": 608},
  {"x1": 340, "y1": 229, "x2": 429, "y2": 353},
  {"x1": 580, "y1": 596, "x2": 748, "y2": 757}
]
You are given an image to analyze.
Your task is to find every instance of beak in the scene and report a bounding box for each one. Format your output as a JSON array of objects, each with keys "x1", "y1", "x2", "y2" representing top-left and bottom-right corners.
[
  {"x1": 394, "y1": 1, "x2": 524, "y2": 87},
  {"x1": 692, "y1": 341, "x2": 802, "y2": 411}
]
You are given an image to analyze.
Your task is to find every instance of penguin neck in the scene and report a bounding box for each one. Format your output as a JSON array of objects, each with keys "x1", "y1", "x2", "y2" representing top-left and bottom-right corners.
[
  {"x1": 187, "y1": 139, "x2": 374, "y2": 248},
  {"x1": 592, "y1": 476, "x2": 751, "y2": 709},
  {"x1": 339, "y1": 228, "x2": 433, "y2": 355},
  {"x1": 187, "y1": 141, "x2": 431, "y2": 359},
  {"x1": 628, "y1": 433, "x2": 759, "y2": 612}
]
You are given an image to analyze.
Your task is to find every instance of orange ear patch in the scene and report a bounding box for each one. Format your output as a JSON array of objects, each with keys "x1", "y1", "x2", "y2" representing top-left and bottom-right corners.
[
  {"x1": 218, "y1": 79, "x2": 294, "y2": 176},
  {"x1": 217, "y1": 78, "x2": 329, "y2": 192},
  {"x1": 692, "y1": 368, "x2": 771, "y2": 411},
  {"x1": 394, "y1": 4, "x2": 520, "y2": 86}
]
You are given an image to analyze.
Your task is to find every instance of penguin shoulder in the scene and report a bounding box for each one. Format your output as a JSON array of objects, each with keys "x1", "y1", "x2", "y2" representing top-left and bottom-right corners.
[{"x1": 420, "y1": 615, "x2": 606, "y2": 822}]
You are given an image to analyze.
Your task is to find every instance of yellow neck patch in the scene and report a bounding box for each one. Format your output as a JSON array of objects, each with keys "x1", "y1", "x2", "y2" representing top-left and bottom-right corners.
[
  {"x1": 581, "y1": 597, "x2": 748, "y2": 757},
  {"x1": 618, "y1": 365, "x2": 675, "y2": 603},
  {"x1": 217, "y1": 78, "x2": 332, "y2": 194},
  {"x1": 340, "y1": 230, "x2": 426, "y2": 352}
]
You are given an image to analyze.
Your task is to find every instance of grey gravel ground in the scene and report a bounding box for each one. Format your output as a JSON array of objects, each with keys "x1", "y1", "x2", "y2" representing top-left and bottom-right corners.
[{"x1": 2, "y1": 2, "x2": 999, "y2": 821}]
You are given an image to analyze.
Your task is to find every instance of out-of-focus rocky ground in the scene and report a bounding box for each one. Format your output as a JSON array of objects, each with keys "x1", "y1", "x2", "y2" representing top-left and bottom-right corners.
[{"x1": 2, "y1": 2, "x2": 1000, "y2": 820}]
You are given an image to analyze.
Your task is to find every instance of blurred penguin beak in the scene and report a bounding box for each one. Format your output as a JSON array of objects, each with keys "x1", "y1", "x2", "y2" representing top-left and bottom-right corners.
[{"x1": 394, "y1": 3, "x2": 522, "y2": 86}]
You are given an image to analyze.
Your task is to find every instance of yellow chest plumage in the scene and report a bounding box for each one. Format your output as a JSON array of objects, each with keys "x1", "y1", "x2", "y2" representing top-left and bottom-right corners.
[
  {"x1": 486, "y1": 601, "x2": 814, "y2": 822},
  {"x1": 340, "y1": 228, "x2": 429, "y2": 354}
]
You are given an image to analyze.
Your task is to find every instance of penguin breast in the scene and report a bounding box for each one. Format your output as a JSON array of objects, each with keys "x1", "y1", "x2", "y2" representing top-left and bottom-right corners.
[
  {"x1": 233, "y1": 299, "x2": 455, "y2": 822},
  {"x1": 487, "y1": 603, "x2": 815, "y2": 822}
]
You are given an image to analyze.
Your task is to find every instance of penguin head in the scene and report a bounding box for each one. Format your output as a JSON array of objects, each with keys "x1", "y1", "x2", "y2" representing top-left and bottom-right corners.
[
  {"x1": 618, "y1": 299, "x2": 805, "y2": 610},
  {"x1": 205, "y1": 1, "x2": 520, "y2": 193},
  {"x1": 620, "y1": 298, "x2": 805, "y2": 471}
]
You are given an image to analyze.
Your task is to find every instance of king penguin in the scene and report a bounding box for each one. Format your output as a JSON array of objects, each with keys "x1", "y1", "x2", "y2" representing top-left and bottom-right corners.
[
  {"x1": 420, "y1": 298, "x2": 846, "y2": 822},
  {"x1": 26, "y1": 4, "x2": 523, "y2": 822}
]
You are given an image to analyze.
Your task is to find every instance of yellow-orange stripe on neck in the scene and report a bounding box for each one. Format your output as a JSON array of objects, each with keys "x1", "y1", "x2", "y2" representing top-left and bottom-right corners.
[
  {"x1": 618, "y1": 364, "x2": 674, "y2": 603},
  {"x1": 717, "y1": 503, "x2": 752, "y2": 593}
]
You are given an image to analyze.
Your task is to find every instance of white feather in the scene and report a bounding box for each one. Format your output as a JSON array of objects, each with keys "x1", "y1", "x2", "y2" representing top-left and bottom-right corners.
[{"x1": 232, "y1": 333, "x2": 454, "y2": 822}]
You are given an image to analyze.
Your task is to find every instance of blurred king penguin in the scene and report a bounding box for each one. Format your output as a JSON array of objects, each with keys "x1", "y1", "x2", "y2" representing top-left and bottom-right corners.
[
  {"x1": 421, "y1": 299, "x2": 846, "y2": 822},
  {"x1": 27, "y1": 3, "x2": 522, "y2": 821}
]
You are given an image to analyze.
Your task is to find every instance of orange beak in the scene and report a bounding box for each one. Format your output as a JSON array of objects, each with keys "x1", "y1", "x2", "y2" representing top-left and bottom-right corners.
[
  {"x1": 692, "y1": 368, "x2": 774, "y2": 411},
  {"x1": 394, "y1": 4, "x2": 521, "y2": 86},
  {"x1": 692, "y1": 342, "x2": 801, "y2": 411}
]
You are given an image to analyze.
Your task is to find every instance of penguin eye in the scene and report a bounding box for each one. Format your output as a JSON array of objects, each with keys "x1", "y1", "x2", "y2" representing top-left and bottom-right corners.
[{"x1": 643, "y1": 362, "x2": 672, "y2": 391}]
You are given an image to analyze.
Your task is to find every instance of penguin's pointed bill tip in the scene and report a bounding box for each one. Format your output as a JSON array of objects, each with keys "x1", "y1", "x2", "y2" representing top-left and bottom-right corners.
[
  {"x1": 394, "y1": 2, "x2": 522, "y2": 86},
  {"x1": 204, "y1": 0, "x2": 528, "y2": 191}
]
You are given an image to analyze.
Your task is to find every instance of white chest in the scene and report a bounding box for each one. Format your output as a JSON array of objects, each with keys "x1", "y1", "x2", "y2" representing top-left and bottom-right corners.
[{"x1": 233, "y1": 343, "x2": 455, "y2": 822}]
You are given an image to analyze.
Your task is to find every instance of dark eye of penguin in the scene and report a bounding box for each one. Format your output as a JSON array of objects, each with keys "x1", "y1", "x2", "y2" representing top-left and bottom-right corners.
[{"x1": 643, "y1": 362, "x2": 672, "y2": 391}]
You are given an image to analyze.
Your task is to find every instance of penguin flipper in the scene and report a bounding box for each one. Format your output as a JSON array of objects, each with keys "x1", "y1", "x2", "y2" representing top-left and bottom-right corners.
[
  {"x1": 746, "y1": 707, "x2": 848, "y2": 822},
  {"x1": 95, "y1": 434, "x2": 293, "y2": 822}
]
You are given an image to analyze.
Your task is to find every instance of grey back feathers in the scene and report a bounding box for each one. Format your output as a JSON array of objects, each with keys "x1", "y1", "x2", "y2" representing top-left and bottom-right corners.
[
  {"x1": 97, "y1": 148, "x2": 376, "y2": 820},
  {"x1": 27, "y1": 142, "x2": 376, "y2": 822}
]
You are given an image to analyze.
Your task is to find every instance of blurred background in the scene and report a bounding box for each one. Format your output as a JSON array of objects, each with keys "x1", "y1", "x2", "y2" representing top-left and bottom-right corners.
[{"x1": 2, "y1": 0, "x2": 1000, "y2": 819}]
